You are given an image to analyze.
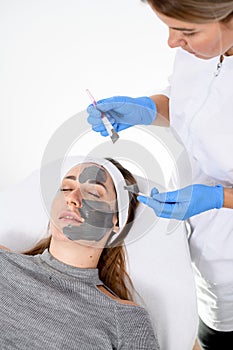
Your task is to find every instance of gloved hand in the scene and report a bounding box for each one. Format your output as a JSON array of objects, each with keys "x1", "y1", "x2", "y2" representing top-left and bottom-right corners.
[
  {"x1": 87, "y1": 96, "x2": 157, "y2": 136},
  {"x1": 137, "y1": 184, "x2": 224, "y2": 220}
]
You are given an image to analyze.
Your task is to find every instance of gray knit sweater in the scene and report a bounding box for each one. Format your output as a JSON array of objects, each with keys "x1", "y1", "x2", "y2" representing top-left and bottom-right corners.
[{"x1": 0, "y1": 248, "x2": 160, "y2": 349}]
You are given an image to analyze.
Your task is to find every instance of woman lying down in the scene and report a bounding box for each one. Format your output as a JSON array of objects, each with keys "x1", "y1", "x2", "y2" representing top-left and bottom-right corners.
[{"x1": 0, "y1": 156, "x2": 160, "y2": 350}]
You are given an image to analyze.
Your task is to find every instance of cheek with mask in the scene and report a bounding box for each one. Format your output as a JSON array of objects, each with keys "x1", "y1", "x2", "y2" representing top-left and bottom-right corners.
[
  {"x1": 63, "y1": 199, "x2": 116, "y2": 241},
  {"x1": 62, "y1": 165, "x2": 117, "y2": 242}
]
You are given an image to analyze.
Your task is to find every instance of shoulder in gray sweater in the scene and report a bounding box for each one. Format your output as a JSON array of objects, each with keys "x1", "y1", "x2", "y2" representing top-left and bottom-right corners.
[{"x1": 0, "y1": 248, "x2": 160, "y2": 349}]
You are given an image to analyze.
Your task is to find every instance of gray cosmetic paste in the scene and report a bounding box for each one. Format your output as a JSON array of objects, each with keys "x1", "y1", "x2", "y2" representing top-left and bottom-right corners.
[
  {"x1": 79, "y1": 165, "x2": 107, "y2": 186},
  {"x1": 63, "y1": 199, "x2": 115, "y2": 241},
  {"x1": 63, "y1": 165, "x2": 115, "y2": 241}
]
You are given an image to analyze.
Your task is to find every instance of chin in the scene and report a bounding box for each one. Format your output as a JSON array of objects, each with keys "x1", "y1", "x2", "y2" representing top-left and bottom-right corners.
[
  {"x1": 195, "y1": 55, "x2": 210, "y2": 60},
  {"x1": 194, "y1": 52, "x2": 221, "y2": 60},
  {"x1": 183, "y1": 49, "x2": 215, "y2": 60},
  {"x1": 51, "y1": 229, "x2": 70, "y2": 242}
]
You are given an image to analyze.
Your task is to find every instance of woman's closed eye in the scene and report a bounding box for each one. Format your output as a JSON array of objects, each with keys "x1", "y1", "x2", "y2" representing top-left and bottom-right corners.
[
  {"x1": 60, "y1": 187, "x2": 73, "y2": 192},
  {"x1": 60, "y1": 187, "x2": 102, "y2": 199},
  {"x1": 183, "y1": 31, "x2": 197, "y2": 37},
  {"x1": 82, "y1": 183, "x2": 105, "y2": 199},
  {"x1": 87, "y1": 192, "x2": 100, "y2": 199},
  {"x1": 84, "y1": 187, "x2": 102, "y2": 199}
]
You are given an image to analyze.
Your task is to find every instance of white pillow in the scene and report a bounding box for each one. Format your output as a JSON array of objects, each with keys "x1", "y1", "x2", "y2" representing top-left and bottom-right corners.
[
  {"x1": 0, "y1": 170, "x2": 49, "y2": 252},
  {"x1": 0, "y1": 169, "x2": 198, "y2": 350}
]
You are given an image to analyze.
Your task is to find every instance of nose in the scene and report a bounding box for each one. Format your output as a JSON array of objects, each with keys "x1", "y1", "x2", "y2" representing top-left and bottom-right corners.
[
  {"x1": 66, "y1": 188, "x2": 82, "y2": 208},
  {"x1": 168, "y1": 29, "x2": 186, "y2": 48}
]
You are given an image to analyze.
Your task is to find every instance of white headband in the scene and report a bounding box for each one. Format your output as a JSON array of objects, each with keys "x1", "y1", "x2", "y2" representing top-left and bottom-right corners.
[{"x1": 59, "y1": 156, "x2": 130, "y2": 235}]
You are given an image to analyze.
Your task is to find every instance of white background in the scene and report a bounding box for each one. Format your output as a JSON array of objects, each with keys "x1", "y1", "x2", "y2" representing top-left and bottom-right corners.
[{"x1": 0, "y1": 0, "x2": 175, "y2": 189}]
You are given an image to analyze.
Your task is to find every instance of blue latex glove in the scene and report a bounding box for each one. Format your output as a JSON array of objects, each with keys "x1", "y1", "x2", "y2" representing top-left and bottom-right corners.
[
  {"x1": 137, "y1": 184, "x2": 224, "y2": 220},
  {"x1": 87, "y1": 96, "x2": 157, "y2": 136}
]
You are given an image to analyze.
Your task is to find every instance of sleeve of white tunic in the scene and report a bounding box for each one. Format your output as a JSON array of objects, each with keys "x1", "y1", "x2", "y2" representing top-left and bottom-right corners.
[{"x1": 115, "y1": 304, "x2": 160, "y2": 349}]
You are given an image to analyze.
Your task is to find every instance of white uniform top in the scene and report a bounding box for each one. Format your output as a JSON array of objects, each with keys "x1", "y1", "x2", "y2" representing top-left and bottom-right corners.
[{"x1": 166, "y1": 48, "x2": 233, "y2": 331}]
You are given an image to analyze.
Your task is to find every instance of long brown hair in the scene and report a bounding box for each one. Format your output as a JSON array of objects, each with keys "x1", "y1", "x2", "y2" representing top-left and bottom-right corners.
[
  {"x1": 23, "y1": 158, "x2": 139, "y2": 301},
  {"x1": 146, "y1": 0, "x2": 233, "y2": 23}
]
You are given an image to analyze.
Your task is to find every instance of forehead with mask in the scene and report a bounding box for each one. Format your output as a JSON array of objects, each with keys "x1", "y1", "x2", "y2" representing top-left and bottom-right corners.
[{"x1": 50, "y1": 162, "x2": 120, "y2": 245}]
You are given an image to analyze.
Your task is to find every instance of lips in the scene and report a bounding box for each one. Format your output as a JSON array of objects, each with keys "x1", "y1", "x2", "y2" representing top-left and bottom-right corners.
[{"x1": 59, "y1": 210, "x2": 84, "y2": 224}]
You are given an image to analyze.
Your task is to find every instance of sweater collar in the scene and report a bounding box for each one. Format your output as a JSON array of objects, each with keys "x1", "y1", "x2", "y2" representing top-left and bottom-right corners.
[{"x1": 39, "y1": 249, "x2": 102, "y2": 284}]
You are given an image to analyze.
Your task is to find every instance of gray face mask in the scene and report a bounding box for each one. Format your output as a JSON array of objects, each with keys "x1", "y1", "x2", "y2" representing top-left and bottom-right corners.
[
  {"x1": 63, "y1": 165, "x2": 117, "y2": 241},
  {"x1": 63, "y1": 199, "x2": 115, "y2": 241}
]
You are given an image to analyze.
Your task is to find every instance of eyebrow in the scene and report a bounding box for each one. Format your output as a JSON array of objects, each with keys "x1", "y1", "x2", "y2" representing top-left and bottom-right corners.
[
  {"x1": 170, "y1": 27, "x2": 195, "y2": 31},
  {"x1": 63, "y1": 176, "x2": 107, "y2": 191}
]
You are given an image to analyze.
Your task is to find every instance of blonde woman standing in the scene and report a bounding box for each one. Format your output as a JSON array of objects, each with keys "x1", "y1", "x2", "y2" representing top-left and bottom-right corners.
[{"x1": 87, "y1": 1, "x2": 233, "y2": 349}]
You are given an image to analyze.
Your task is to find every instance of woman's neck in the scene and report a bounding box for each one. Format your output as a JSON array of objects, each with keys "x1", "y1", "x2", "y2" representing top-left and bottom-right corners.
[{"x1": 49, "y1": 237, "x2": 103, "y2": 269}]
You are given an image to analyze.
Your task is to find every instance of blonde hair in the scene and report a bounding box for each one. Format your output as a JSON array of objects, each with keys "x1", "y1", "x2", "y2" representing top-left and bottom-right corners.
[
  {"x1": 23, "y1": 158, "x2": 139, "y2": 301},
  {"x1": 147, "y1": 0, "x2": 233, "y2": 23}
]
